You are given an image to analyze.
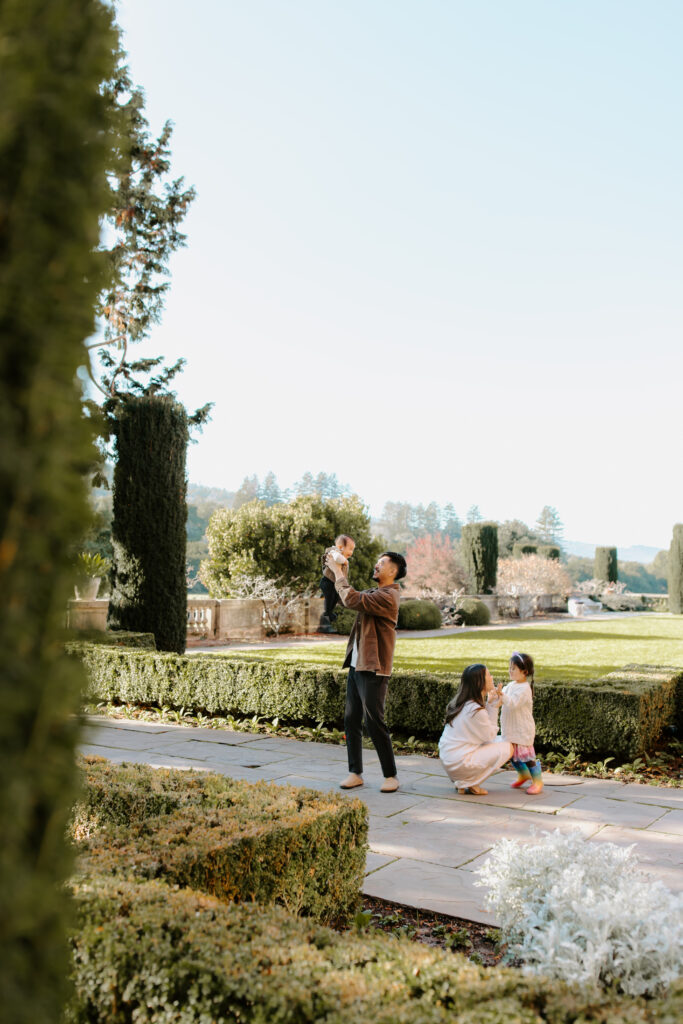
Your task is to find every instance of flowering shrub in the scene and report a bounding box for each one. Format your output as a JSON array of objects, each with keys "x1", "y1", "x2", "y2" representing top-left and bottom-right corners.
[
  {"x1": 495, "y1": 555, "x2": 572, "y2": 598},
  {"x1": 404, "y1": 534, "x2": 467, "y2": 595},
  {"x1": 476, "y1": 829, "x2": 683, "y2": 996}
]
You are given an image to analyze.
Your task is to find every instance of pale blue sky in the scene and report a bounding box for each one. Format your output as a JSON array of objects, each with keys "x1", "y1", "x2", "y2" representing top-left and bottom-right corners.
[{"x1": 116, "y1": 0, "x2": 682, "y2": 547}]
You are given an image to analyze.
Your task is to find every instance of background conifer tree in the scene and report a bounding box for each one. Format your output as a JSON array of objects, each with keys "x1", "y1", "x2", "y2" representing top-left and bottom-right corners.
[{"x1": 108, "y1": 394, "x2": 189, "y2": 652}]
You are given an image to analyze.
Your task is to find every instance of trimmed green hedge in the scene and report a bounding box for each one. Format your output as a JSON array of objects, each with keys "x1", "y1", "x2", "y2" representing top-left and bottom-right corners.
[
  {"x1": 66, "y1": 630, "x2": 156, "y2": 649},
  {"x1": 68, "y1": 875, "x2": 683, "y2": 1024},
  {"x1": 457, "y1": 597, "x2": 491, "y2": 625},
  {"x1": 333, "y1": 607, "x2": 356, "y2": 635},
  {"x1": 73, "y1": 757, "x2": 366, "y2": 925},
  {"x1": 533, "y1": 665, "x2": 681, "y2": 758},
  {"x1": 398, "y1": 599, "x2": 442, "y2": 630},
  {"x1": 512, "y1": 542, "x2": 537, "y2": 558},
  {"x1": 74, "y1": 646, "x2": 682, "y2": 758}
]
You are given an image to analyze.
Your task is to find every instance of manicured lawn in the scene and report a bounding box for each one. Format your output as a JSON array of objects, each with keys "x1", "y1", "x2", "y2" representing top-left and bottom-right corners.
[{"x1": 224, "y1": 615, "x2": 683, "y2": 681}]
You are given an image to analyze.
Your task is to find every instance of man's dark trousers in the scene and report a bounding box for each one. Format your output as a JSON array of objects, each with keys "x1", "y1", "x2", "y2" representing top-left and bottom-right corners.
[
  {"x1": 320, "y1": 576, "x2": 340, "y2": 618},
  {"x1": 345, "y1": 667, "x2": 397, "y2": 778}
]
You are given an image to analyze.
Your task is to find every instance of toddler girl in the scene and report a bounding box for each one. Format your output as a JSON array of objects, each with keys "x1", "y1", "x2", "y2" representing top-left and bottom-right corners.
[{"x1": 500, "y1": 651, "x2": 543, "y2": 794}]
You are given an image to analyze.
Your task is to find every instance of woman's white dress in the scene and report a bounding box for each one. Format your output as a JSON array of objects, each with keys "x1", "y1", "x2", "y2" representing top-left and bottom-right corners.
[{"x1": 438, "y1": 700, "x2": 512, "y2": 787}]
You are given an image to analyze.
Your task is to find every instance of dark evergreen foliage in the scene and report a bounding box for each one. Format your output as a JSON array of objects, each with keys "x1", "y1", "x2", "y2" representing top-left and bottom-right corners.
[
  {"x1": 461, "y1": 522, "x2": 498, "y2": 593},
  {"x1": 0, "y1": 3, "x2": 115, "y2": 1021},
  {"x1": 669, "y1": 524, "x2": 683, "y2": 614},
  {"x1": 108, "y1": 395, "x2": 189, "y2": 652},
  {"x1": 595, "y1": 546, "x2": 618, "y2": 583},
  {"x1": 512, "y1": 542, "x2": 538, "y2": 558},
  {"x1": 538, "y1": 544, "x2": 561, "y2": 561}
]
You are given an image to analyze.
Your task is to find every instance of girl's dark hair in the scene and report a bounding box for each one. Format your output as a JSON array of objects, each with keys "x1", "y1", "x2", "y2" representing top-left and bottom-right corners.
[
  {"x1": 510, "y1": 651, "x2": 535, "y2": 695},
  {"x1": 444, "y1": 663, "x2": 488, "y2": 725}
]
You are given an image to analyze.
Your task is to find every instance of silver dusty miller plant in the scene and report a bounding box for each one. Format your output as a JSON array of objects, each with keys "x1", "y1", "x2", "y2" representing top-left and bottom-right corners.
[{"x1": 475, "y1": 828, "x2": 683, "y2": 996}]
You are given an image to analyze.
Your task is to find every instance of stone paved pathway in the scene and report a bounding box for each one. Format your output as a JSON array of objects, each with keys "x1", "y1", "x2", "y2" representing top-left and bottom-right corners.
[{"x1": 81, "y1": 716, "x2": 683, "y2": 924}]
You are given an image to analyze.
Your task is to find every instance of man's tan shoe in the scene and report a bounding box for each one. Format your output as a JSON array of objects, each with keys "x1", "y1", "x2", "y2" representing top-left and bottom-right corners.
[
  {"x1": 340, "y1": 773, "x2": 364, "y2": 790},
  {"x1": 380, "y1": 776, "x2": 399, "y2": 793}
]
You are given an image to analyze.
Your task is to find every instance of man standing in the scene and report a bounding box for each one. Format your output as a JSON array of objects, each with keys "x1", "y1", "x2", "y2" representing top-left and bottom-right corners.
[{"x1": 324, "y1": 550, "x2": 407, "y2": 793}]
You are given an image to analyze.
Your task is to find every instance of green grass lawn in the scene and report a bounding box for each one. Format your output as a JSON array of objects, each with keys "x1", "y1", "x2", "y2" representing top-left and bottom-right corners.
[{"x1": 223, "y1": 615, "x2": 683, "y2": 681}]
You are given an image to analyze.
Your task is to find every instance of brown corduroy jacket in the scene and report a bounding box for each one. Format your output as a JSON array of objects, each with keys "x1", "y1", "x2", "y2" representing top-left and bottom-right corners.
[{"x1": 333, "y1": 578, "x2": 400, "y2": 677}]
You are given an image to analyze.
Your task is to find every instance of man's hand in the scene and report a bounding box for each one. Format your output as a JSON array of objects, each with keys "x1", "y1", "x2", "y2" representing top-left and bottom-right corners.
[{"x1": 325, "y1": 552, "x2": 346, "y2": 578}]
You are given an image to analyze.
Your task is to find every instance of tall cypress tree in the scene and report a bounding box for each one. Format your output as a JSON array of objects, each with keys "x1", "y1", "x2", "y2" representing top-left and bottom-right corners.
[
  {"x1": 108, "y1": 394, "x2": 189, "y2": 652},
  {"x1": 595, "y1": 546, "x2": 618, "y2": 583},
  {"x1": 669, "y1": 524, "x2": 683, "y2": 614},
  {"x1": 462, "y1": 522, "x2": 498, "y2": 594},
  {"x1": 0, "y1": 3, "x2": 114, "y2": 1021}
]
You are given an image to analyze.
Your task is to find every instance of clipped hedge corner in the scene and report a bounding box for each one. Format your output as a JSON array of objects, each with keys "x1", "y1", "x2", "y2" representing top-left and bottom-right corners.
[
  {"x1": 534, "y1": 664, "x2": 681, "y2": 759},
  {"x1": 74, "y1": 758, "x2": 367, "y2": 925}
]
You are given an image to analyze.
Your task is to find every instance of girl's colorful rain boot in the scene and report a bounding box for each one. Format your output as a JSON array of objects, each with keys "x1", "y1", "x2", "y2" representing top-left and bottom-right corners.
[
  {"x1": 526, "y1": 759, "x2": 544, "y2": 795},
  {"x1": 510, "y1": 758, "x2": 532, "y2": 788}
]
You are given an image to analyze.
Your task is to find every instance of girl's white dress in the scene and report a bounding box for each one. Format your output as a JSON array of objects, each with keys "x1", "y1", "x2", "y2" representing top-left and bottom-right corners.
[{"x1": 438, "y1": 700, "x2": 513, "y2": 787}]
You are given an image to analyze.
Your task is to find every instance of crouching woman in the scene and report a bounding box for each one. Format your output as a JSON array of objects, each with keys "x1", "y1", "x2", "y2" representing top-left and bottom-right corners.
[{"x1": 438, "y1": 663, "x2": 512, "y2": 795}]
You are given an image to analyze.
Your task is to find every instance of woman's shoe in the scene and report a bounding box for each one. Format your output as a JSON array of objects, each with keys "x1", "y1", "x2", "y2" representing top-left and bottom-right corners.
[{"x1": 458, "y1": 786, "x2": 488, "y2": 796}]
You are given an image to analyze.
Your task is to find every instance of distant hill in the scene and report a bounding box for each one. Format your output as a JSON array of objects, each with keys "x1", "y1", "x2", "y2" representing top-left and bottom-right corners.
[
  {"x1": 188, "y1": 482, "x2": 235, "y2": 507},
  {"x1": 564, "y1": 540, "x2": 664, "y2": 565}
]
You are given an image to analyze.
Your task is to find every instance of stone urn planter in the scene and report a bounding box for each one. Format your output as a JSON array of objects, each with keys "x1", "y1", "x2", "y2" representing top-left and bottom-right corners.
[{"x1": 75, "y1": 577, "x2": 100, "y2": 601}]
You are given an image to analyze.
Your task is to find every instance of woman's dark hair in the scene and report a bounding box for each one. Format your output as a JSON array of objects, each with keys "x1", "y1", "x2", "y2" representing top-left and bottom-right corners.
[
  {"x1": 444, "y1": 663, "x2": 488, "y2": 725},
  {"x1": 510, "y1": 651, "x2": 535, "y2": 695},
  {"x1": 381, "y1": 551, "x2": 407, "y2": 580}
]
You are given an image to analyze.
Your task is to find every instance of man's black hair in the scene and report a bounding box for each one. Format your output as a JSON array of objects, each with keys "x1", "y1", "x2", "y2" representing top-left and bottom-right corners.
[{"x1": 381, "y1": 551, "x2": 407, "y2": 581}]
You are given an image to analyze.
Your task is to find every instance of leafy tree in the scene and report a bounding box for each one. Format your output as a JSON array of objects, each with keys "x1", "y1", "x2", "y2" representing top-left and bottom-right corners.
[
  {"x1": 497, "y1": 519, "x2": 541, "y2": 557},
  {"x1": 293, "y1": 471, "x2": 316, "y2": 497},
  {"x1": 200, "y1": 495, "x2": 382, "y2": 595},
  {"x1": 87, "y1": 48, "x2": 197, "y2": 399},
  {"x1": 414, "y1": 502, "x2": 441, "y2": 535},
  {"x1": 535, "y1": 506, "x2": 564, "y2": 546},
  {"x1": 442, "y1": 503, "x2": 462, "y2": 540},
  {"x1": 649, "y1": 549, "x2": 668, "y2": 580},
  {"x1": 466, "y1": 504, "x2": 483, "y2": 523},
  {"x1": 293, "y1": 470, "x2": 350, "y2": 501},
  {"x1": 259, "y1": 471, "x2": 284, "y2": 506},
  {"x1": 0, "y1": 2, "x2": 115, "y2": 1021},
  {"x1": 377, "y1": 501, "x2": 415, "y2": 550},
  {"x1": 233, "y1": 475, "x2": 260, "y2": 509}
]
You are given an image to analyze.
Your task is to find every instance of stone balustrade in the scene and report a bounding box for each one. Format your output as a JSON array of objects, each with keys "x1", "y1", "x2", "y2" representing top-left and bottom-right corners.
[{"x1": 67, "y1": 595, "x2": 327, "y2": 642}]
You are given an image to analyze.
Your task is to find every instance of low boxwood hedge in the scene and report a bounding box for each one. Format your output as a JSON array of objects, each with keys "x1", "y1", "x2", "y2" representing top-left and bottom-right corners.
[
  {"x1": 457, "y1": 597, "x2": 491, "y2": 625},
  {"x1": 73, "y1": 757, "x2": 367, "y2": 925},
  {"x1": 68, "y1": 874, "x2": 683, "y2": 1024},
  {"x1": 72, "y1": 645, "x2": 682, "y2": 759},
  {"x1": 398, "y1": 599, "x2": 443, "y2": 630},
  {"x1": 67, "y1": 630, "x2": 156, "y2": 649},
  {"x1": 533, "y1": 666, "x2": 681, "y2": 758}
]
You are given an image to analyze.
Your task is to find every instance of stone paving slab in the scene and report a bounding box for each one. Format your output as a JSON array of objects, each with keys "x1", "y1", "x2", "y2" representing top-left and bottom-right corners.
[
  {"x1": 363, "y1": 858, "x2": 497, "y2": 925},
  {"x1": 80, "y1": 717, "x2": 683, "y2": 924},
  {"x1": 557, "y1": 796, "x2": 668, "y2": 829},
  {"x1": 647, "y1": 809, "x2": 683, "y2": 836}
]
